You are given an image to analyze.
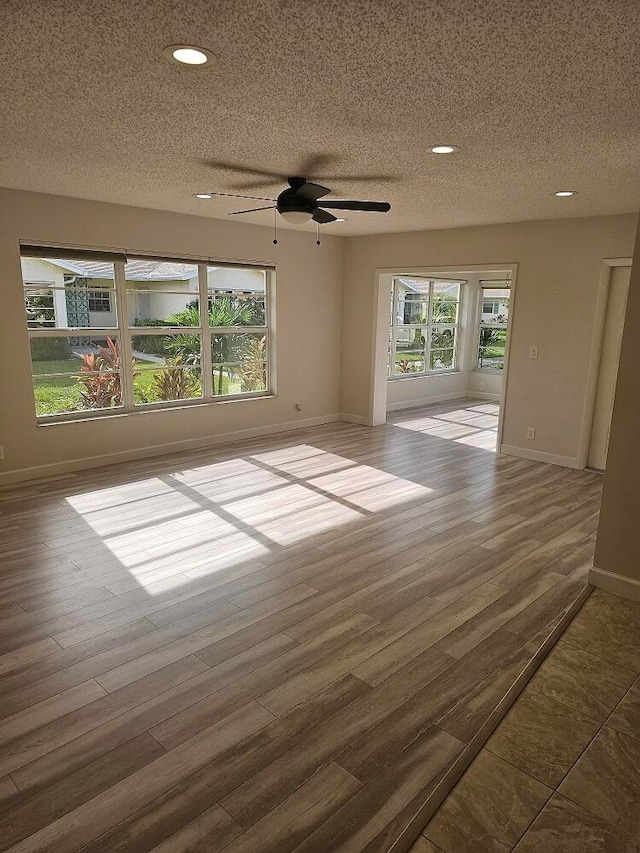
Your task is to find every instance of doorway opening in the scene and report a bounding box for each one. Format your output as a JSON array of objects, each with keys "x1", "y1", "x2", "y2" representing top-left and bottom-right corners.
[{"x1": 370, "y1": 264, "x2": 518, "y2": 452}]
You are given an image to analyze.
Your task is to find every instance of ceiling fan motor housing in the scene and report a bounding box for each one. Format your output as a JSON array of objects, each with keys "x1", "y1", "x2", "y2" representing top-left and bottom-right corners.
[{"x1": 276, "y1": 191, "x2": 316, "y2": 215}]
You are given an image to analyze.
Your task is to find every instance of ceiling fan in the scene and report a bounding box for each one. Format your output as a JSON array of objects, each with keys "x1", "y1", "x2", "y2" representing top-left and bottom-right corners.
[{"x1": 203, "y1": 176, "x2": 391, "y2": 225}]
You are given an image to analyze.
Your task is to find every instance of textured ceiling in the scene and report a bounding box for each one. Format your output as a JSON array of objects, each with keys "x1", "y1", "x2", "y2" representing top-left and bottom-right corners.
[{"x1": 1, "y1": 0, "x2": 639, "y2": 235}]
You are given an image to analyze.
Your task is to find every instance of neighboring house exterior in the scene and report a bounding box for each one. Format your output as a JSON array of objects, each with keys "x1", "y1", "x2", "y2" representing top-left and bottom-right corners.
[
  {"x1": 21, "y1": 258, "x2": 265, "y2": 330},
  {"x1": 480, "y1": 290, "x2": 510, "y2": 324}
]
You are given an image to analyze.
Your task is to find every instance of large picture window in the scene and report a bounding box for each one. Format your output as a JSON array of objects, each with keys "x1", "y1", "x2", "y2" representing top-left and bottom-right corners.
[
  {"x1": 20, "y1": 250, "x2": 272, "y2": 420},
  {"x1": 389, "y1": 277, "x2": 462, "y2": 377},
  {"x1": 476, "y1": 282, "x2": 510, "y2": 370}
]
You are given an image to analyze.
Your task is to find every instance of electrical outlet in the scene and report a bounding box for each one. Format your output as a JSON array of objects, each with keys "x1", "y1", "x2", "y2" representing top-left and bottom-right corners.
[
  {"x1": 479, "y1": 381, "x2": 485, "y2": 391},
  {"x1": 0, "y1": 445, "x2": 4, "y2": 461},
  {"x1": 528, "y1": 346, "x2": 539, "y2": 359},
  {"x1": 294, "y1": 403, "x2": 302, "y2": 412},
  {"x1": 526, "y1": 427, "x2": 536, "y2": 440}
]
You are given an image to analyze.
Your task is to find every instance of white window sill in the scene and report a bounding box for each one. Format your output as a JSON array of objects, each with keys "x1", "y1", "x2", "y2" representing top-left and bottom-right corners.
[{"x1": 388, "y1": 370, "x2": 462, "y2": 382}]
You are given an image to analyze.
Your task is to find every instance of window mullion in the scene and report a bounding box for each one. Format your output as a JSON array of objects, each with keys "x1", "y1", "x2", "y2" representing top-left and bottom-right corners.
[
  {"x1": 198, "y1": 264, "x2": 213, "y2": 399},
  {"x1": 114, "y1": 261, "x2": 134, "y2": 411},
  {"x1": 391, "y1": 279, "x2": 398, "y2": 374},
  {"x1": 426, "y1": 281, "x2": 434, "y2": 373}
]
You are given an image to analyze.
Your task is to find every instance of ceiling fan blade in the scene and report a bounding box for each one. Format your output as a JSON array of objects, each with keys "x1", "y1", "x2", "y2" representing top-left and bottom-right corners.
[
  {"x1": 207, "y1": 191, "x2": 276, "y2": 201},
  {"x1": 203, "y1": 160, "x2": 286, "y2": 181},
  {"x1": 312, "y1": 209, "x2": 338, "y2": 224},
  {"x1": 233, "y1": 178, "x2": 284, "y2": 190},
  {"x1": 319, "y1": 200, "x2": 391, "y2": 213},
  {"x1": 318, "y1": 174, "x2": 398, "y2": 183},
  {"x1": 297, "y1": 153, "x2": 340, "y2": 176},
  {"x1": 229, "y1": 206, "x2": 276, "y2": 215},
  {"x1": 291, "y1": 180, "x2": 331, "y2": 202}
]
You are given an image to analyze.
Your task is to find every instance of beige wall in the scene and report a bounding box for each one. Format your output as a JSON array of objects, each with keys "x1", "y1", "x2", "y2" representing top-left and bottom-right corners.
[
  {"x1": 343, "y1": 214, "x2": 637, "y2": 462},
  {"x1": 0, "y1": 189, "x2": 344, "y2": 482},
  {"x1": 593, "y1": 216, "x2": 640, "y2": 586},
  {"x1": 2, "y1": 187, "x2": 638, "y2": 486}
]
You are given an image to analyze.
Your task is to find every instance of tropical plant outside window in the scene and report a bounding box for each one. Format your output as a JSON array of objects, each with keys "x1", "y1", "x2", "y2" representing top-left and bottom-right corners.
[
  {"x1": 388, "y1": 277, "x2": 462, "y2": 377},
  {"x1": 21, "y1": 252, "x2": 271, "y2": 419},
  {"x1": 477, "y1": 283, "x2": 510, "y2": 370}
]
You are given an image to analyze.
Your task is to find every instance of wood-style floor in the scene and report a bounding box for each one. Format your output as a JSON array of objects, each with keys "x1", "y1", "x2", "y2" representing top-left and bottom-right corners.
[{"x1": 0, "y1": 400, "x2": 602, "y2": 853}]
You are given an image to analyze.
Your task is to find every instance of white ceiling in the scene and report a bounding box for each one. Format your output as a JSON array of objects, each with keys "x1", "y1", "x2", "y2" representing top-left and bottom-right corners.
[{"x1": 1, "y1": 0, "x2": 639, "y2": 236}]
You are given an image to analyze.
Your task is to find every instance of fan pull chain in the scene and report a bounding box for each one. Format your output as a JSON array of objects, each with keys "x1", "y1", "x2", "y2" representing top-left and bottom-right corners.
[
  {"x1": 316, "y1": 222, "x2": 321, "y2": 246},
  {"x1": 273, "y1": 208, "x2": 278, "y2": 245}
]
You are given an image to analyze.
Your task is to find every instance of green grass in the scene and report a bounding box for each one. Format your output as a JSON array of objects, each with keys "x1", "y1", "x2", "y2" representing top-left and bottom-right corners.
[
  {"x1": 31, "y1": 357, "x2": 244, "y2": 415},
  {"x1": 31, "y1": 358, "x2": 83, "y2": 375},
  {"x1": 395, "y1": 351, "x2": 424, "y2": 362}
]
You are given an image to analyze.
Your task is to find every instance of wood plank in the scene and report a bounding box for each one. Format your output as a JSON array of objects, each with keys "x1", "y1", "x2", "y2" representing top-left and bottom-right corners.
[{"x1": 5, "y1": 703, "x2": 274, "y2": 853}]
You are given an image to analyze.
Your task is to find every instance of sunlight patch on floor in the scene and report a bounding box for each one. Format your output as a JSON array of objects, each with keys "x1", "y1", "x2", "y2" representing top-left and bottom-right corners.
[
  {"x1": 392, "y1": 402, "x2": 500, "y2": 453},
  {"x1": 63, "y1": 445, "x2": 429, "y2": 593}
]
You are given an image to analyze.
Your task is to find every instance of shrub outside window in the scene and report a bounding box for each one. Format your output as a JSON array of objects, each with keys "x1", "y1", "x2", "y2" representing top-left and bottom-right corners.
[
  {"x1": 20, "y1": 251, "x2": 273, "y2": 420},
  {"x1": 389, "y1": 277, "x2": 462, "y2": 377}
]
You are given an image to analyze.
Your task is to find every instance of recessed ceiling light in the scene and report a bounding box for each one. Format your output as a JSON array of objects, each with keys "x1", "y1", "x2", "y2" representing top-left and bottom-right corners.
[
  {"x1": 163, "y1": 45, "x2": 215, "y2": 66},
  {"x1": 195, "y1": 193, "x2": 212, "y2": 199},
  {"x1": 430, "y1": 145, "x2": 459, "y2": 154},
  {"x1": 554, "y1": 190, "x2": 577, "y2": 197}
]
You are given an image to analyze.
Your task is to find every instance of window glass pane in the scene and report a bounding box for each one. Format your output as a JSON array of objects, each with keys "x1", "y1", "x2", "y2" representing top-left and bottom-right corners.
[
  {"x1": 477, "y1": 327, "x2": 507, "y2": 369},
  {"x1": 207, "y1": 266, "x2": 267, "y2": 327},
  {"x1": 211, "y1": 332, "x2": 267, "y2": 395},
  {"x1": 430, "y1": 326, "x2": 457, "y2": 370},
  {"x1": 432, "y1": 282, "x2": 460, "y2": 323},
  {"x1": 131, "y1": 330, "x2": 202, "y2": 362},
  {"x1": 395, "y1": 277, "x2": 430, "y2": 296},
  {"x1": 480, "y1": 288, "x2": 510, "y2": 324},
  {"x1": 430, "y1": 349, "x2": 455, "y2": 370},
  {"x1": 394, "y1": 353, "x2": 425, "y2": 374},
  {"x1": 397, "y1": 300, "x2": 428, "y2": 325},
  {"x1": 22, "y1": 257, "x2": 116, "y2": 329},
  {"x1": 132, "y1": 333, "x2": 203, "y2": 404},
  {"x1": 133, "y1": 365, "x2": 202, "y2": 405},
  {"x1": 31, "y1": 335, "x2": 123, "y2": 416},
  {"x1": 127, "y1": 290, "x2": 202, "y2": 326},
  {"x1": 125, "y1": 260, "x2": 200, "y2": 329},
  {"x1": 24, "y1": 288, "x2": 55, "y2": 328},
  {"x1": 394, "y1": 330, "x2": 426, "y2": 375}
]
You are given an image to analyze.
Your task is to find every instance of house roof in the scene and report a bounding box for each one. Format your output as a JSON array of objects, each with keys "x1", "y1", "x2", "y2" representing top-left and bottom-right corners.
[
  {"x1": 47, "y1": 259, "x2": 199, "y2": 281},
  {"x1": 38, "y1": 258, "x2": 265, "y2": 291}
]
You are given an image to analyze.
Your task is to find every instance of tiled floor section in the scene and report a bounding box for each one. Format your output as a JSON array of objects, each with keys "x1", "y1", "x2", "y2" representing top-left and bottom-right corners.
[
  {"x1": 0, "y1": 400, "x2": 603, "y2": 851},
  {"x1": 415, "y1": 588, "x2": 640, "y2": 853}
]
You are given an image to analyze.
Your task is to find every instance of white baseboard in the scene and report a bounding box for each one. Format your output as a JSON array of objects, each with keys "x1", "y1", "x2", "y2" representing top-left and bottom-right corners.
[
  {"x1": 469, "y1": 391, "x2": 501, "y2": 401},
  {"x1": 386, "y1": 391, "x2": 466, "y2": 412},
  {"x1": 339, "y1": 412, "x2": 371, "y2": 426},
  {"x1": 0, "y1": 414, "x2": 343, "y2": 488},
  {"x1": 588, "y1": 567, "x2": 640, "y2": 602},
  {"x1": 499, "y1": 444, "x2": 581, "y2": 469}
]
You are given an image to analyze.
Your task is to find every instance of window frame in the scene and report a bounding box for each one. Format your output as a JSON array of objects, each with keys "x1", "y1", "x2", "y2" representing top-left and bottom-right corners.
[
  {"x1": 389, "y1": 277, "x2": 462, "y2": 379},
  {"x1": 475, "y1": 282, "x2": 510, "y2": 373},
  {"x1": 23, "y1": 253, "x2": 274, "y2": 422}
]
